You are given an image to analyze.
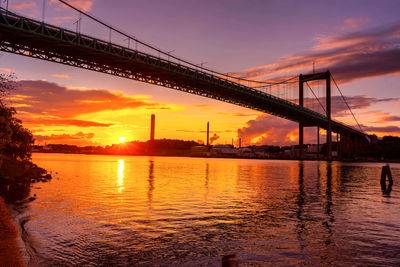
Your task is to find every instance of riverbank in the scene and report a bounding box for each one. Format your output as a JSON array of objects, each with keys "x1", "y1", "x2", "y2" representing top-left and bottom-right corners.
[
  {"x1": 0, "y1": 157, "x2": 52, "y2": 266},
  {"x1": 0, "y1": 196, "x2": 25, "y2": 266}
]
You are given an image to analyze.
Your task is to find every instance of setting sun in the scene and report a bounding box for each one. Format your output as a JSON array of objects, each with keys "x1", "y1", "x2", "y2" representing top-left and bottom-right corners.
[{"x1": 119, "y1": 136, "x2": 126, "y2": 142}]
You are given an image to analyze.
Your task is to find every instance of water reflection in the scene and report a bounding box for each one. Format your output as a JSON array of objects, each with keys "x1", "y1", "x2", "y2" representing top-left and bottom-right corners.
[
  {"x1": 323, "y1": 162, "x2": 334, "y2": 248},
  {"x1": 21, "y1": 154, "x2": 400, "y2": 266},
  {"x1": 296, "y1": 161, "x2": 305, "y2": 250},
  {"x1": 381, "y1": 182, "x2": 393, "y2": 197},
  {"x1": 117, "y1": 159, "x2": 124, "y2": 193},
  {"x1": 148, "y1": 159, "x2": 154, "y2": 205},
  {"x1": 204, "y1": 162, "x2": 209, "y2": 201}
]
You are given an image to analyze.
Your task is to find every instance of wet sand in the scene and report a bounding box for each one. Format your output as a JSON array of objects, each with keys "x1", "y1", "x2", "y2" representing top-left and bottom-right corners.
[{"x1": 0, "y1": 196, "x2": 25, "y2": 266}]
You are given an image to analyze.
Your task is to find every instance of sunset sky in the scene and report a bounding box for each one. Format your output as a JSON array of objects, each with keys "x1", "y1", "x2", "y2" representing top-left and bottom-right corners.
[{"x1": 1, "y1": 0, "x2": 400, "y2": 146}]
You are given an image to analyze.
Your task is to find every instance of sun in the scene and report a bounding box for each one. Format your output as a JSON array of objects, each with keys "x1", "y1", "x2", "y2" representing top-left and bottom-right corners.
[{"x1": 119, "y1": 136, "x2": 126, "y2": 142}]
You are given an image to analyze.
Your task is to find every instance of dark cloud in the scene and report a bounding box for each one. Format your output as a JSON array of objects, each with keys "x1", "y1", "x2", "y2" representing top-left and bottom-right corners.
[
  {"x1": 302, "y1": 95, "x2": 398, "y2": 117},
  {"x1": 361, "y1": 125, "x2": 400, "y2": 133},
  {"x1": 234, "y1": 23, "x2": 400, "y2": 84},
  {"x1": 376, "y1": 115, "x2": 400, "y2": 122}
]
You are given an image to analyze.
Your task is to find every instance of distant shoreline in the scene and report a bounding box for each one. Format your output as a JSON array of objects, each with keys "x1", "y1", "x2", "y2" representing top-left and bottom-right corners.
[{"x1": 32, "y1": 152, "x2": 400, "y2": 164}]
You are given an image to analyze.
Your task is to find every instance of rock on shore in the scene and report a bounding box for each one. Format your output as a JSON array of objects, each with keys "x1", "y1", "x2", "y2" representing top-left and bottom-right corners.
[{"x1": 0, "y1": 157, "x2": 52, "y2": 185}]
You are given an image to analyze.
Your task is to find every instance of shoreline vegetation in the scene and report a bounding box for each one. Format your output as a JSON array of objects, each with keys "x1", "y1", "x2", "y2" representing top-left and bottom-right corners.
[{"x1": 0, "y1": 72, "x2": 52, "y2": 192}]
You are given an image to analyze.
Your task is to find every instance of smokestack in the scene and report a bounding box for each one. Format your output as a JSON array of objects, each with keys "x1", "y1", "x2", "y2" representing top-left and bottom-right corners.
[
  {"x1": 239, "y1": 138, "x2": 242, "y2": 148},
  {"x1": 150, "y1": 114, "x2": 155, "y2": 141},
  {"x1": 206, "y1": 121, "x2": 209, "y2": 146}
]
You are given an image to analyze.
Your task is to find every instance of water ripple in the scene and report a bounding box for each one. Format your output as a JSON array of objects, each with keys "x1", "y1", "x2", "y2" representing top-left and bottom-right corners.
[{"x1": 13, "y1": 154, "x2": 400, "y2": 266}]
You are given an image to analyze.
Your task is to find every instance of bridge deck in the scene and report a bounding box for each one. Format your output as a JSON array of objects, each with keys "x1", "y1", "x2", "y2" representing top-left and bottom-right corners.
[{"x1": 0, "y1": 9, "x2": 364, "y2": 137}]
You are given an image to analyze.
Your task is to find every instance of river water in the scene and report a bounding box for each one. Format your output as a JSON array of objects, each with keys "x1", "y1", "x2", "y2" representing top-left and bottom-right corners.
[{"x1": 11, "y1": 153, "x2": 400, "y2": 266}]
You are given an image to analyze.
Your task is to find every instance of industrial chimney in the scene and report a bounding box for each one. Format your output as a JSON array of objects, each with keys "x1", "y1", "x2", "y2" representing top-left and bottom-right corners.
[{"x1": 150, "y1": 114, "x2": 155, "y2": 141}]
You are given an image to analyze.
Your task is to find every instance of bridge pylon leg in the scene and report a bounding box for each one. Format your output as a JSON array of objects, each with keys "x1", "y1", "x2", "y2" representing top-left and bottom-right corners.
[
  {"x1": 326, "y1": 72, "x2": 332, "y2": 161},
  {"x1": 299, "y1": 71, "x2": 333, "y2": 161},
  {"x1": 299, "y1": 74, "x2": 304, "y2": 160}
]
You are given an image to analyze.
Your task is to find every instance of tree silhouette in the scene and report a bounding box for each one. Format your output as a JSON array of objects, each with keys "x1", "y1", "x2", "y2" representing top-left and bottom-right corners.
[{"x1": 0, "y1": 72, "x2": 34, "y2": 160}]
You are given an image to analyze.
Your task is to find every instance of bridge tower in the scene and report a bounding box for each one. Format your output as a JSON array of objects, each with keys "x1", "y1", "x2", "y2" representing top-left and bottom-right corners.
[{"x1": 299, "y1": 71, "x2": 332, "y2": 160}]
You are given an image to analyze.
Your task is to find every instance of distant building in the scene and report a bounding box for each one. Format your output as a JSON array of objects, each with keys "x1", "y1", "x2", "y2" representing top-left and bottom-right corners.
[
  {"x1": 238, "y1": 147, "x2": 252, "y2": 154},
  {"x1": 308, "y1": 144, "x2": 321, "y2": 153},
  {"x1": 42, "y1": 145, "x2": 52, "y2": 152},
  {"x1": 211, "y1": 145, "x2": 238, "y2": 156},
  {"x1": 190, "y1": 146, "x2": 209, "y2": 157}
]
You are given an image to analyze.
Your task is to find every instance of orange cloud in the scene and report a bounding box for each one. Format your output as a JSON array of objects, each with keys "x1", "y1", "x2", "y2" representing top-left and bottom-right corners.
[
  {"x1": 49, "y1": 0, "x2": 94, "y2": 12},
  {"x1": 237, "y1": 95, "x2": 400, "y2": 145},
  {"x1": 339, "y1": 17, "x2": 370, "y2": 31},
  {"x1": 238, "y1": 115, "x2": 304, "y2": 146},
  {"x1": 22, "y1": 118, "x2": 113, "y2": 127},
  {"x1": 11, "y1": 80, "x2": 167, "y2": 118},
  {"x1": 7, "y1": 80, "x2": 189, "y2": 145},
  {"x1": 0, "y1": 67, "x2": 14, "y2": 73},
  {"x1": 49, "y1": 16, "x2": 74, "y2": 24},
  {"x1": 34, "y1": 132, "x2": 98, "y2": 146},
  {"x1": 51, "y1": 74, "x2": 70, "y2": 79},
  {"x1": 11, "y1": 1, "x2": 36, "y2": 10}
]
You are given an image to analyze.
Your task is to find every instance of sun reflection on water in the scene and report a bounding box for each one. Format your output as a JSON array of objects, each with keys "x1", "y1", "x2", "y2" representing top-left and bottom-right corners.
[{"x1": 117, "y1": 159, "x2": 125, "y2": 193}]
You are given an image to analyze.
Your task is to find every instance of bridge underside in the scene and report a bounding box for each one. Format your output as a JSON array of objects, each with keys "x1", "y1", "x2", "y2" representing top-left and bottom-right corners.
[{"x1": 0, "y1": 9, "x2": 365, "y2": 142}]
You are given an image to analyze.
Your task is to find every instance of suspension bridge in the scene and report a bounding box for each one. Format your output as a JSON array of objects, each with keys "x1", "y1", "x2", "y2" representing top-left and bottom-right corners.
[{"x1": 0, "y1": 2, "x2": 368, "y2": 160}]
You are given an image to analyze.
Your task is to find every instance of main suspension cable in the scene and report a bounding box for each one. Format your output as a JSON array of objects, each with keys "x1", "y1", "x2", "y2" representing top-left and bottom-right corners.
[
  {"x1": 331, "y1": 75, "x2": 363, "y2": 132},
  {"x1": 305, "y1": 81, "x2": 326, "y2": 113}
]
